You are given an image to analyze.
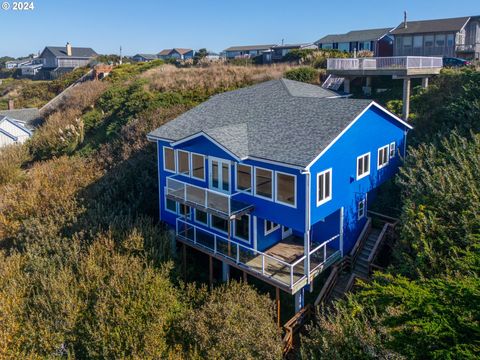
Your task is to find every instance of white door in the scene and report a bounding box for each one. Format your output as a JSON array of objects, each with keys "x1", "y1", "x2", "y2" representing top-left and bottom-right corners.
[
  {"x1": 209, "y1": 158, "x2": 231, "y2": 193},
  {"x1": 282, "y1": 226, "x2": 292, "y2": 239}
]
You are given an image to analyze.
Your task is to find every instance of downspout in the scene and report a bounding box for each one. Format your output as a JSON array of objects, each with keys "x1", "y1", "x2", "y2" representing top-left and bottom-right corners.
[{"x1": 302, "y1": 169, "x2": 311, "y2": 284}]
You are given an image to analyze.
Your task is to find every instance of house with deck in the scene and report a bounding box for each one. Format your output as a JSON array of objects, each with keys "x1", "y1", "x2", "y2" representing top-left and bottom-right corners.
[
  {"x1": 0, "y1": 114, "x2": 33, "y2": 148},
  {"x1": 132, "y1": 54, "x2": 158, "y2": 62},
  {"x1": 147, "y1": 79, "x2": 412, "y2": 310},
  {"x1": 224, "y1": 44, "x2": 277, "y2": 59},
  {"x1": 316, "y1": 28, "x2": 394, "y2": 56},
  {"x1": 391, "y1": 15, "x2": 480, "y2": 59},
  {"x1": 157, "y1": 48, "x2": 195, "y2": 61}
]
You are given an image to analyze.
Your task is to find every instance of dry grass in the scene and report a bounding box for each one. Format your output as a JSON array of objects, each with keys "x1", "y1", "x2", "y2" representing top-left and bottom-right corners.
[{"x1": 141, "y1": 63, "x2": 292, "y2": 93}]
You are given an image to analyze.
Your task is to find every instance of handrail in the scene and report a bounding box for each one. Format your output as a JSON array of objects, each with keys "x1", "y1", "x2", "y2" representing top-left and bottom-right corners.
[
  {"x1": 314, "y1": 266, "x2": 339, "y2": 306},
  {"x1": 349, "y1": 217, "x2": 372, "y2": 268},
  {"x1": 327, "y1": 56, "x2": 442, "y2": 71},
  {"x1": 282, "y1": 304, "x2": 313, "y2": 354},
  {"x1": 367, "y1": 223, "x2": 389, "y2": 264},
  {"x1": 367, "y1": 210, "x2": 399, "y2": 225}
]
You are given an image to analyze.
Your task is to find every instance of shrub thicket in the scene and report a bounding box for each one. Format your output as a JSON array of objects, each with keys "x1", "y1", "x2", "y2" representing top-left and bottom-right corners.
[{"x1": 284, "y1": 66, "x2": 318, "y2": 83}]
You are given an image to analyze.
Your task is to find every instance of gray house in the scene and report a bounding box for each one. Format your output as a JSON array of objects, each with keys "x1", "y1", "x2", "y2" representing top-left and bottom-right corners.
[
  {"x1": 270, "y1": 43, "x2": 318, "y2": 62},
  {"x1": 157, "y1": 48, "x2": 194, "y2": 61},
  {"x1": 315, "y1": 28, "x2": 394, "y2": 56},
  {"x1": 391, "y1": 15, "x2": 480, "y2": 59},
  {"x1": 39, "y1": 43, "x2": 97, "y2": 70},
  {"x1": 132, "y1": 54, "x2": 158, "y2": 62},
  {"x1": 224, "y1": 44, "x2": 277, "y2": 59}
]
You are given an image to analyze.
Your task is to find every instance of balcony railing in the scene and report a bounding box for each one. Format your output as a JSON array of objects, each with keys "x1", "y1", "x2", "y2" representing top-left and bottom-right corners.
[
  {"x1": 327, "y1": 56, "x2": 443, "y2": 71},
  {"x1": 176, "y1": 218, "x2": 341, "y2": 290},
  {"x1": 166, "y1": 177, "x2": 253, "y2": 219}
]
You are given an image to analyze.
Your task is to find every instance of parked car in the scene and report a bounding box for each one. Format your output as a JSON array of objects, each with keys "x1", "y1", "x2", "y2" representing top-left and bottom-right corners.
[{"x1": 443, "y1": 57, "x2": 472, "y2": 67}]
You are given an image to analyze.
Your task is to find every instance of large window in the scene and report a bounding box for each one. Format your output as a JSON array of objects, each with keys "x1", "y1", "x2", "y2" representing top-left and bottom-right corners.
[
  {"x1": 179, "y1": 204, "x2": 191, "y2": 218},
  {"x1": 435, "y1": 34, "x2": 446, "y2": 47},
  {"x1": 413, "y1": 35, "x2": 423, "y2": 49},
  {"x1": 235, "y1": 215, "x2": 250, "y2": 242},
  {"x1": 191, "y1": 153, "x2": 205, "y2": 181},
  {"x1": 275, "y1": 172, "x2": 296, "y2": 207},
  {"x1": 264, "y1": 220, "x2": 280, "y2": 236},
  {"x1": 403, "y1": 36, "x2": 412, "y2": 49},
  {"x1": 377, "y1": 145, "x2": 389, "y2": 169},
  {"x1": 357, "y1": 153, "x2": 370, "y2": 180},
  {"x1": 195, "y1": 209, "x2": 208, "y2": 225},
  {"x1": 236, "y1": 164, "x2": 252, "y2": 193},
  {"x1": 424, "y1": 35, "x2": 434, "y2": 47},
  {"x1": 317, "y1": 169, "x2": 332, "y2": 206},
  {"x1": 338, "y1": 42, "x2": 350, "y2": 52},
  {"x1": 446, "y1": 34, "x2": 455, "y2": 47},
  {"x1": 164, "y1": 147, "x2": 176, "y2": 172},
  {"x1": 166, "y1": 197, "x2": 177, "y2": 213},
  {"x1": 255, "y1": 168, "x2": 273, "y2": 199},
  {"x1": 211, "y1": 215, "x2": 229, "y2": 234},
  {"x1": 177, "y1": 150, "x2": 190, "y2": 176}
]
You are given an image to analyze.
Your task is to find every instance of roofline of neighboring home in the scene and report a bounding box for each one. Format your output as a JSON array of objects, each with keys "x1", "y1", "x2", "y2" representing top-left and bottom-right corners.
[
  {"x1": 391, "y1": 16, "x2": 473, "y2": 35},
  {"x1": 0, "y1": 128, "x2": 18, "y2": 141},
  {"x1": 0, "y1": 117, "x2": 32, "y2": 136},
  {"x1": 304, "y1": 101, "x2": 412, "y2": 171}
]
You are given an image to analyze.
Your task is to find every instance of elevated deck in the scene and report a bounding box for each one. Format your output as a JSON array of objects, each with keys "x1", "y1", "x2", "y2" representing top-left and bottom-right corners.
[
  {"x1": 327, "y1": 56, "x2": 442, "y2": 77},
  {"x1": 176, "y1": 218, "x2": 341, "y2": 294}
]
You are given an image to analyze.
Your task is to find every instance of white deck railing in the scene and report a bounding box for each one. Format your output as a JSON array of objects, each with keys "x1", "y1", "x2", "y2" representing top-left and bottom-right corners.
[
  {"x1": 327, "y1": 56, "x2": 443, "y2": 71},
  {"x1": 176, "y1": 218, "x2": 341, "y2": 289},
  {"x1": 166, "y1": 177, "x2": 252, "y2": 217}
]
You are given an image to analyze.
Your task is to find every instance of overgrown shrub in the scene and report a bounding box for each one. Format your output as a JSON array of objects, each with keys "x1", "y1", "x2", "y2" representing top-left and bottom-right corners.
[{"x1": 284, "y1": 66, "x2": 318, "y2": 83}]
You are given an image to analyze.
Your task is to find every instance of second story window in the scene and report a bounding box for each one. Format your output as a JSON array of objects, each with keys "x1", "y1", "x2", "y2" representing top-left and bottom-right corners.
[
  {"x1": 378, "y1": 145, "x2": 389, "y2": 169},
  {"x1": 191, "y1": 153, "x2": 205, "y2": 181},
  {"x1": 275, "y1": 172, "x2": 296, "y2": 207},
  {"x1": 164, "y1": 147, "x2": 176, "y2": 173},
  {"x1": 358, "y1": 199, "x2": 366, "y2": 220},
  {"x1": 236, "y1": 164, "x2": 252, "y2": 193},
  {"x1": 264, "y1": 220, "x2": 280, "y2": 236},
  {"x1": 389, "y1": 142, "x2": 396, "y2": 159},
  {"x1": 357, "y1": 153, "x2": 370, "y2": 180},
  {"x1": 178, "y1": 150, "x2": 190, "y2": 176},
  {"x1": 234, "y1": 215, "x2": 250, "y2": 242},
  {"x1": 317, "y1": 169, "x2": 332, "y2": 206},
  {"x1": 255, "y1": 168, "x2": 273, "y2": 200}
]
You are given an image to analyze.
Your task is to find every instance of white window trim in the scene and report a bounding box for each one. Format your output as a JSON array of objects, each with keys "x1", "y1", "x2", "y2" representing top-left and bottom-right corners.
[
  {"x1": 194, "y1": 208, "x2": 208, "y2": 226},
  {"x1": 358, "y1": 199, "x2": 366, "y2": 220},
  {"x1": 209, "y1": 214, "x2": 230, "y2": 235},
  {"x1": 176, "y1": 149, "x2": 191, "y2": 177},
  {"x1": 208, "y1": 157, "x2": 231, "y2": 194},
  {"x1": 377, "y1": 145, "x2": 389, "y2": 170},
  {"x1": 163, "y1": 147, "x2": 176, "y2": 173},
  {"x1": 234, "y1": 163, "x2": 253, "y2": 194},
  {"x1": 164, "y1": 194, "x2": 177, "y2": 215},
  {"x1": 190, "y1": 152, "x2": 206, "y2": 181},
  {"x1": 389, "y1": 142, "x2": 396, "y2": 159},
  {"x1": 274, "y1": 171, "x2": 297, "y2": 208},
  {"x1": 233, "y1": 214, "x2": 251, "y2": 244},
  {"x1": 254, "y1": 166, "x2": 274, "y2": 201},
  {"x1": 178, "y1": 203, "x2": 192, "y2": 220},
  {"x1": 316, "y1": 168, "x2": 332, "y2": 207},
  {"x1": 264, "y1": 220, "x2": 280, "y2": 236},
  {"x1": 356, "y1": 152, "x2": 371, "y2": 180}
]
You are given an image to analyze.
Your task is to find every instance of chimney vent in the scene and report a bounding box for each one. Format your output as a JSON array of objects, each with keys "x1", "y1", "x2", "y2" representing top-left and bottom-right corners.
[
  {"x1": 8, "y1": 99, "x2": 14, "y2": 110},
  {"x1": 404, "y1": 11, "x2": 408, "y2": 29},
  {"x1": 66, "y1": 42, "x2": 72, "y2": 56}
]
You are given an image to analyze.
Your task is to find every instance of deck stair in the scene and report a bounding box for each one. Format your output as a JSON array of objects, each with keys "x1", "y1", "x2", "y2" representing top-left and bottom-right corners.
[{"x1": 321, "y1": 74, "x2": 345, "y2": 91}]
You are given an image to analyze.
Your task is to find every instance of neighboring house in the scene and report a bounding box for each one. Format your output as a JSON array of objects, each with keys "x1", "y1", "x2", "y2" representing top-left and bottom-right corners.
[
  {"x1": 391, "y1": 15, "x2": 480, "y2": 59},
  {"x1": 205, "y1": 51, "x2": 221, "y2": 61},
  {"x1": 132, "y1": 54, "x2": 158, "y2": 62},
  {"x1": 270, "y1": 43, "x2": 318, "y2": 62},
  {"x1": 316, "y1": 28, "x2": 394, "y2": 56},
  {"x1": 0, "y1": 107, "x2": 43, "y2": 128},
  {"x1": 147, "y1": 79, "x2": 412, "y2": 308},
  {"x1": 5, "y1": 58, "x2": 32, "y2": 69},
  {"x1": 224, "y1": 44, "x2": 277, "y2": 59},
  {"x1": 38, "y1": 43, "x2": 97, "y2": 79},
  {"x1": 157, "y1": 48, "x2": 195, "y2": 60},
  {"x1": 19, "y1": 58, "x2": 44, "y2": 77},
  {"x1": 0, "y1": 114, "x2": 33, "y2": 148}
]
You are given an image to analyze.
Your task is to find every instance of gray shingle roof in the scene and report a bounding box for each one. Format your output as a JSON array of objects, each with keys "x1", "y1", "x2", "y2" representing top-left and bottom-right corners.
[
  {"x1": 224, "y1": 44, "x2": 277, "y2": 52},
  {"x1": 44, "y1": 46, "x2": 98, "y2": 58},
  {"x1": 0, "y1": 108, "x2": 43, "y2": 128},
  {"x1": 148, "y1": 79, "x2": 372, "y2": 168},
  {"x1": 134, "y1": 54, "x2": 158, "y2": 60},
  {"x1": 316, "y1": 28, "x2": 393, "y2": 44},
  {"x1": 391, "y1": 16, "x2": 472, "y2": 35}
]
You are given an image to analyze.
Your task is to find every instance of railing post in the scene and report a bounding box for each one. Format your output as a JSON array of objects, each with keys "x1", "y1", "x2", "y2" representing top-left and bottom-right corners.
[
  {"x1": 262, "y1": 255, "x2": 265, "y2": 275},
  {"x1": 183, "y1": 183, "x2": 186, "y2": 202},
  {"x1": 204, "y1": 188, "x2": 208, "y2": 209},
  {"x1": 236, "y1": 243, "x2": 240, "y2": 263},
  {"x1": 290, "y1": 266, "x2": 294, "y2": 288},
  {"x1": 194, "y1": 227, "x2": 197, "y2": 244},
  {"x1": 214, "y1": 235, "x2": 217, "y2": 254}
]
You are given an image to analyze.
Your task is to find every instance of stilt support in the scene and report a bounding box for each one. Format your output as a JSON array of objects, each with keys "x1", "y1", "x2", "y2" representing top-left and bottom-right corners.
[
  {"x1": 209, "y1": 255, "x2": 213, "y2": 290},
  {"x1": 422, "y1": 77, "x2": 429, "y2": 88},
  {"x1": 402, "y1": 78, "x2": 411, "y2": 120},
  {"x1": 182, "y1": 243, "x2": 187, "y2": 282},
  {"x1": 294, "y1": 288, "x2": 305, "y2": 313},
  {"x1": 276, "y1": 287, "x2": 281, "y2": 328},
  {"x1": 222, "y1": 261, "x2": 230, "y2": 283},
  {"x1": 243, "y1": 271, "x2": 248, "y2": 283}
]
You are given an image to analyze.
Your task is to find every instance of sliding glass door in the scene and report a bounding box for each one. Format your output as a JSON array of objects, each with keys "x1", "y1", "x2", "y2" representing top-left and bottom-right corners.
[{"x1": 209, "y1": 157, "x2": 231, "y2": 193}]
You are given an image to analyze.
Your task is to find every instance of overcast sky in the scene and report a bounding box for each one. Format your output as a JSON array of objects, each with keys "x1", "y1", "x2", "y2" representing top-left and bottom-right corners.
[{"x1": 0, "y1": 0, "x2": 478, "y2": 57}]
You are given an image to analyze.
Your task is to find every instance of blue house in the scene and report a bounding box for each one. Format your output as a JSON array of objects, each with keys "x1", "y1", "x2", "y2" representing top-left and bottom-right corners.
[{"x1": 147, "y1": 79, "x2": 412, "y2": 309}]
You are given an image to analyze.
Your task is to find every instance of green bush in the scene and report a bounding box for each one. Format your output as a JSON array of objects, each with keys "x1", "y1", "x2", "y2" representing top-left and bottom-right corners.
[{"x1": 284, "y1": 66, "x2": 318, "y2": 83}]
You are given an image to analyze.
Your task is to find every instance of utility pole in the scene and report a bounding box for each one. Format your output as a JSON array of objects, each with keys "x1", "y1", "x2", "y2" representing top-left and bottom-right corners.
[{"x1": 119, "y1": 46, "x2": 123, "y2": 65}]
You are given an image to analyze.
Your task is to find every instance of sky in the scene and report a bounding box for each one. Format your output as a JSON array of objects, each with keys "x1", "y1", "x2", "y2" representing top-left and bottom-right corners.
[{"x1": 0, "y1": 0, "x2": 478, "y2": 57}]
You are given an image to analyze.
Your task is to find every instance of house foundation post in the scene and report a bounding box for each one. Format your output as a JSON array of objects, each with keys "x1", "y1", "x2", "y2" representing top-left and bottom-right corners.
[
  {"x1": 243, "y1": 271, "x2": 248, "y2": 283},
  {"x1": 421, "y1": 77, "x2": 429, "y2": 88},
  {"x1": 182, "y1": 243, "x2": 187, "y2": 282},
  {"x1": 209, "y1": 255, "x2": 213, "y2": 290},
  {"x1": 402, "y1": 78, "x2": 411, "y2": 120},
  {"x1": 294, "y1": 288, "x2": 305, "y2": 313},
  {"x1": 343, "y1": 78, "x2": 351, "y2": 93},
  {"x1": 276, "y1": 287, "x2": 281, "y2": 328},
  {"x1": 222, "y1": 261, "x2": 230, "y2": 283}
]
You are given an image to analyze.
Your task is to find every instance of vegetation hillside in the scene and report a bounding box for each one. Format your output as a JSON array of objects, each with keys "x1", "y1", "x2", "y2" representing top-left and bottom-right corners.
[{"x1": 0, "y1": 61, "x2": 478, "y2": 359}]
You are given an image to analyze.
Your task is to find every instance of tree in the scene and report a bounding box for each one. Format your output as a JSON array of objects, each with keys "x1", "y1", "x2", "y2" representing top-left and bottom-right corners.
[{"x1": 284, "y1": 66, "x2": 318, "y2": 83}]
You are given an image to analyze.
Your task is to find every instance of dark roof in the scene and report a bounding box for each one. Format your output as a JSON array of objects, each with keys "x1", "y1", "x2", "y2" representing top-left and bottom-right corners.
[
  {"x1": 148, "y1": 79, "x2": 375, "y2": 168},
  {"x1": 316, "y1": 28, "x2": 393, "y2": 44},
  {"x1": 224, "y1": 44, "x2": 277, "y2": 52},
  {"x1": 391, "y1": 16, "x2": 472, "y2": 35},
  {"x1": 158, "y1": 48, "x2": 193, "y2": 56},
  {"x1": 0, "y1": 108, "x2": 43, "y2": 128},
  {"x1": 43, "y1": 46, "x2": 98, "y2": 59},
  {"x1": 133, "y1": 54, "x2": 158, "y2": 60},
  {"x1": 272, "y1": 43, "x2": 316, "y2": 50}
]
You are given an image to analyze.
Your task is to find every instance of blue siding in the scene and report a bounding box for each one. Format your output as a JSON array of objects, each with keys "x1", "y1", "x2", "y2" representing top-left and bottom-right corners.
[{"x1": 309, "y1": 106, "x2": 408, "y2": 254}]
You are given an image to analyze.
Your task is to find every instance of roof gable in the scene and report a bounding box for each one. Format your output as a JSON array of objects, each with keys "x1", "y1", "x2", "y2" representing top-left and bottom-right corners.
[
  {"x1": 0, "y1": 127, "x2": 17, "y2": 141},
  {"x1": 224, "y1": 44, "x2": 277, "y2": 52},
  {"x1": 391, "y1": 16, "x2": 471, "y2": 35},
  {"x1": 0, "y1": 116, "x2": 32, "y2": 136},
  {"x1": 41, "y1": 46, "x2": 97, "y2": 58},
  {"x1": 316, "y1": 27, "x2": 393, "y2": 44}
]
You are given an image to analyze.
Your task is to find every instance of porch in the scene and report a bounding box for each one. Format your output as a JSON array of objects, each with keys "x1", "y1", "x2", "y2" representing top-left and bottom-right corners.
[{"x1": 176, "y1": 218, "x2": 341, "y2": 294}]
